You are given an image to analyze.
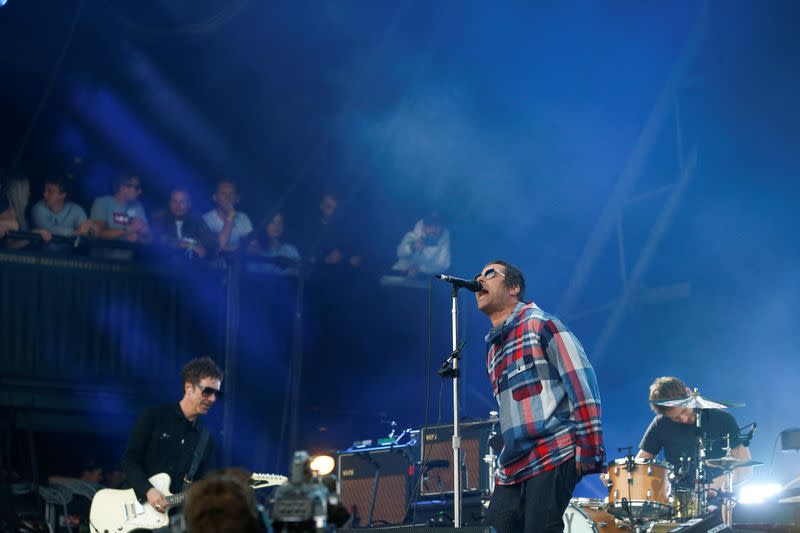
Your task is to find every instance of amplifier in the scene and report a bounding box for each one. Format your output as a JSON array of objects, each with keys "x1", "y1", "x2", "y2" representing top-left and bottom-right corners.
[
  {"x1": 337, "y1": 445, "x2": 416, "y2": 526},
  {"x1": 419, "y1": 419, "x2": 495, "y2": 496},
  {"x1": 781, "y1": 428, "x2": 800, "y2": 451}
]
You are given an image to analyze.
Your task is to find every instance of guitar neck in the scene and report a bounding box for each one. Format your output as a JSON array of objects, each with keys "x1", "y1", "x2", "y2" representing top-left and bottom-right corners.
[
  {"x1": 166, "y1": 492, "x2": 185, "y2": 508},
  {"x1": 163, "y1": 472, "x2": 286, "y2": 509}
]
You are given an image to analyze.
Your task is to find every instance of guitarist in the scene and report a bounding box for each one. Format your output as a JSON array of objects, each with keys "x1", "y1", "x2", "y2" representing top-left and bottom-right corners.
[{"x1": 121, "y1": 357, "x2": 223, "y2": 516}]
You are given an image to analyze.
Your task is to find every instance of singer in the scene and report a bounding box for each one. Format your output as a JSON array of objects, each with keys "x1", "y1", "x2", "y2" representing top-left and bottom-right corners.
[
  {"x1": 476, "y1": 260, "x2": 605, "y2": 533},
  {"x1": 635, "y1": 376, "x2": 753, "y2": 491}
]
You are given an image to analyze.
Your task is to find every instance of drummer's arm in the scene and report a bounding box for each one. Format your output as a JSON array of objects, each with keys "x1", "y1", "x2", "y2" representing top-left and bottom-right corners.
[
  {"x1": 710, "y1": 445, "x2": 752, "y2": 491},
  {"x1": 732, "y1": 444, "x2": 752, "y2": 484},
  {"x1": 636, "y1": 450, "x2": 656, "y2": 460}
]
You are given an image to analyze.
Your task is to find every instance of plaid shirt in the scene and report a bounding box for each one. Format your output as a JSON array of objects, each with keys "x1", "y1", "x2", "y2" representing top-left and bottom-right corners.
[{"x1": 486, "y1": 301, "x2": 605, "y2": 485}]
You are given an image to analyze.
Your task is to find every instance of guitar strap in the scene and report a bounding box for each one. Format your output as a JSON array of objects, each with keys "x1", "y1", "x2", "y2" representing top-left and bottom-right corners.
[{"x1": 182, "y1": 427, "x2": 210, "y2": 491}]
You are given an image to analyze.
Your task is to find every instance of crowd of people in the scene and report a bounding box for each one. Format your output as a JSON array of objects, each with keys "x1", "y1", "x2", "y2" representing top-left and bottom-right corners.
[{"x1": 0, "y1": 174, "x2": 452, "y2": 278}]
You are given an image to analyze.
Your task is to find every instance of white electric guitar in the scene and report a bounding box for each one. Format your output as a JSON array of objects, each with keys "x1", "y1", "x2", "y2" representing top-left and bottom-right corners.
[{"x1": 89, "y1": 471, "x2": 287, "y2": 533}]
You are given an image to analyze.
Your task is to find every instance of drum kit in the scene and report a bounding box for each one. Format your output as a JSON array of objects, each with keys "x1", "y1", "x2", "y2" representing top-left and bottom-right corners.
[{"x1": 562, "y1": 389, "x2": 763, "y2": 533}]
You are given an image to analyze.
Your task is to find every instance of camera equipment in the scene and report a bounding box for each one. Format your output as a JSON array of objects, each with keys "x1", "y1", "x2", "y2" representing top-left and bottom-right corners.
[{"x1": 271, "y1": 451, "x2": 349, "y2": 533}]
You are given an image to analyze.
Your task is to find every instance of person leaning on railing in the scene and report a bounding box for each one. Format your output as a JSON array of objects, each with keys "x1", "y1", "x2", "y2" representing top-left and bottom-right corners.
[
  {"x1": 0, "y1": 185, "x2": 18, "y2": 238},
  {"x1": 90, "y1": 173, "x2": 151, "y2": 243},
  {"x1": 31, "y1": 175, "x2": 98, "y2": 240},
  {"x1": 1, "y1": 177, "x2": 54, "y2": 248}
]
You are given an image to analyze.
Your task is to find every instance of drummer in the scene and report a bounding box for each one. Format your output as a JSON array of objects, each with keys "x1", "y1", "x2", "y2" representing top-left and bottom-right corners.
[{"x1": 635, "y1": 376, "x2": 753, "y2": 492}]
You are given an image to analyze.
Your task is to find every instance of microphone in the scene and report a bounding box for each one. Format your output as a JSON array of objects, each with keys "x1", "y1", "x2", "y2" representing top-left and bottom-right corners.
[
  {"x1": 434, "y1": 274, "x2": 482, "y2": 292},
  {"x1": 741, "y1": 422, "x2": 757, "y2": 447}
]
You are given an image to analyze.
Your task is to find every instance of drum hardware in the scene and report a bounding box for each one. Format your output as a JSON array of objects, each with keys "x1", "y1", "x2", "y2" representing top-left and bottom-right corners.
[
  {"x1": 652, "y1": 389, "x2": 745, "y2": 411},
  {"x1": 702, "y1": 433, "x2": 764, "y2": 527},
  {"x1": 653, "y1": 388, "x2": 746, "y2": 521},
  {"x1": 643, "y1": 390, "x2": 764, "y2": 530},
  {"x1": 703, "y1": 457, "x2": 763, "y2": 470},
  {"x1": 607, "y1": 456, "x2": 673, "y2": 521}
]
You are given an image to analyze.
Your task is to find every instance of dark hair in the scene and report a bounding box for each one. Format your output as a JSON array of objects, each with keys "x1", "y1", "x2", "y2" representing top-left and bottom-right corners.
[
  {"x1": 255, "y1": 210, "x2": 285, "y2": 246},
  {"x1": 184, "y1": 469, "x2": 261, "y2": 533},
  {"x1": 648, "y1": 376, "x2": 688, "y2": 414},
  {"x1": 113, "y1": 173, "x2": 140, "y2": 193},
  {"x1": 44, "y1": 176, "x2": 70, "y2": 195},
  {"x1": 216, "y1": 179, "x2": 236, "y2": 191},
  {"x1": 182, "y1": 356, "x2": 223, "y2": 386},
  {"x1": 170, "y1": 186, "x2": 191, "y2": 197},
  {"x1": 82, "y1": 458, "x2": 101, "y2": 474},
  {"x1": 488, "y1": 259, "x2": 526, "y2": 301}
]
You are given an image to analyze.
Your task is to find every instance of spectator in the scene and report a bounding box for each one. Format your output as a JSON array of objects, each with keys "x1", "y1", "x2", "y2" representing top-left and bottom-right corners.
[
  {"x1": 2, "y1": 177, "x2": 51, "y2": 248},
  {"x1": 48, "y1": 458, "x2": 104, "y2": 487},
  {"x1": 90, "y1": 174, "x2": 151, "y2": 243},
  {"x1": 246, "y1": 211, "x2": 300, "y2": 274},
  {"x1": 104, "y1": 469, "x2": 126, "y2": 490},
  {"x1": 80, "y1": 459, "x2": 104, "y2": 485},
  {"x1": 151, "y1": 187, "x2": 213, "y2": 258},
  {"x1": 202, "y1": 180, "x2": 252, "y2": 252},
  {"x1": 184, "y1": 469, "x2": 263, "y2": 533},
  {"x1": 302, "y1": 192, "x2": 362, "y2": 268},
  {"x1": 0, "y1": 182, "x2": 19, "y2": 238},
  {"x1": 31, "y1": 176, "x2": 96, "y2": 238},
  {"x1": 393, "y1": 213, "x2": 451, "y2": 277}
]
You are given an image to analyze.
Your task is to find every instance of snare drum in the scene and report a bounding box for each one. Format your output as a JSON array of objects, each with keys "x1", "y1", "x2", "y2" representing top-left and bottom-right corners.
[
  {"x1": 563, "y1": 502, "x2": 631, "y2": 533},
  {"x1": 607, "y1": 458, "x2": 673, "y2": 520}
]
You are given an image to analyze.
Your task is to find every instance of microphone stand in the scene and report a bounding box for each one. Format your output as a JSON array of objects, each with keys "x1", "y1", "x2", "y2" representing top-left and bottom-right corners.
[
  {"x1": 694, "y1": 405, "x2": 707, "y2": 519},
  {"x1": 437, "y1": 285, "x2": 464, "y2": 527}
]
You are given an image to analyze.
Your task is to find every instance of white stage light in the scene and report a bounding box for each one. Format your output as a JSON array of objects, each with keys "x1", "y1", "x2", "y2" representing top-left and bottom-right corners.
[
  {"x1": 738, "y1": 483, "x2": 782, "y2": 504},
  {"x1": 309, "y1": 455, "x2": 335, "y2": 476}
]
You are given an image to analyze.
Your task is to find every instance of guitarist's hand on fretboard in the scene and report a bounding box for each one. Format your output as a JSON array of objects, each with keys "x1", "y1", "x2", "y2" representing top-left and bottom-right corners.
[{"x1": 146, "y1": 487, "x2": 168, "y2": 513}]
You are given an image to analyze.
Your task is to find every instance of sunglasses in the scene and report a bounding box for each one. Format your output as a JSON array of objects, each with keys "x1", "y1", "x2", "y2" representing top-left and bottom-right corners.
[
  {"x1": 122, "y1": 182, "x2": 142, "y2": 191},
  {"x1": 474, "y1": 267, "x2": 507, "y2": 282},
  {"x1": 199, "y1": 385, "x2": 223, "y2": 399}
]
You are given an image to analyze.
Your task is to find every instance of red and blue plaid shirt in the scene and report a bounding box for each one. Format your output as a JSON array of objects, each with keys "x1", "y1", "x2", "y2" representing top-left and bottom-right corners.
[{"x1": 486, "y1": 302, "x2": 605, "y2": 485}]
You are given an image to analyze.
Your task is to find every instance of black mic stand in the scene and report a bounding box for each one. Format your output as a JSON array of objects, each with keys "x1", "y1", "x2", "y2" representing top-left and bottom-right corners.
[
  {"x1": 360, "y1": 452, "x2": 381, "y2": 528},
  {"x1": 436, "y1": 285, "x2": 465, "y2": 527},
  {"x1": 694, "y1": 407, "x2": 708, "y2": 519}
]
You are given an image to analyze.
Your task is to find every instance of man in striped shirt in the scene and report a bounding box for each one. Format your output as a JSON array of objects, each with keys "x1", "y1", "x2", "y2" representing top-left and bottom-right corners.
[{"x1": 476, "y1": 260, "x2": 605, "y2": 533}]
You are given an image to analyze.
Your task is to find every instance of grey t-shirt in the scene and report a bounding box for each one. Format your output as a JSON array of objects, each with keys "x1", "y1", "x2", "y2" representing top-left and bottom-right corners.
[
  {"x1": 31, "y1": 200, "x2": 88, "y2": 237},
  {"x1": 90, "y1": 196, "x2": 148, "y2": 236}
]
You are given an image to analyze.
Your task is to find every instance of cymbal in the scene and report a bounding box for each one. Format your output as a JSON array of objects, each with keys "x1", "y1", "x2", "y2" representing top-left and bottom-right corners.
[
  {"x1": 653, "y1": 390, "x2": 745, "y2": 410},
  {"x1": 704, "y1": 457, "x2": 764, "y2": 471}
]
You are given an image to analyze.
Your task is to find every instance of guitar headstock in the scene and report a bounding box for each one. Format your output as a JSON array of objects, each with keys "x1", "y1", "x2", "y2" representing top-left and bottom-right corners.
[{"x1": 249, "y1": 472, "x2": 288, "y2": 489}]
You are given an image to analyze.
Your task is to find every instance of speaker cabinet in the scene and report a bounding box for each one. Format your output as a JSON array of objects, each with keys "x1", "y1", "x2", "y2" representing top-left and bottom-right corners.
[
  {"x1": 419, "y1": 420, "x2": 494, "y2": 496},
  {"x1": 338, "y1": 447, "x2": 415, "y2": 526},
  {"x1": 781, "y1": 428, "x2": 800, "y2": 451}
]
